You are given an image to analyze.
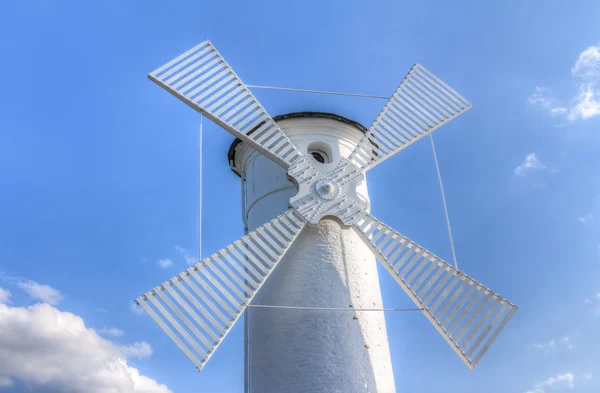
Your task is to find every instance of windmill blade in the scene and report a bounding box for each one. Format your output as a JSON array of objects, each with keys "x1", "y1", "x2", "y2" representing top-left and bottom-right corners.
[
  {"x1": 149, "y1": 40, "x2": 304, "y2": 169},
  {"x1": 348, "y1": 64, "x2": 471, "y2": 171},
  {"x1": 354, "y1": 213, "x2": 517, "y2": 369},
  {"x1": 136, "y1": 209, "x2": 305, "y2": 370}
]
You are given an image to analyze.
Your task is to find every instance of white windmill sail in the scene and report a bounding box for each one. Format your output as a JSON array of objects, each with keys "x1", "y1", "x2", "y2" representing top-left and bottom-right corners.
[
  {"x1": 348, "y1": 63, "x2": 471, "y2": 171},
  {"x1": 354, "y1": 213, "x2": 517, "y2": 368},
  {"x1": 148, "y1": 40, "x2": 304, "y2": 169},
  {"x1": 137, "y1": 209, "x2": 305, "y2": 370}
]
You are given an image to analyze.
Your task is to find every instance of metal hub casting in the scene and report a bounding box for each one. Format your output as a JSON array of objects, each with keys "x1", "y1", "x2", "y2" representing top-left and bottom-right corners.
[{"x1": 287, "y1": 157, "x2": 369, "y2": 226}]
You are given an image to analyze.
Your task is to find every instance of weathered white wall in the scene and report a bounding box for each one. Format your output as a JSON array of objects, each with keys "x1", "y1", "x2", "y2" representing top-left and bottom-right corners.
[{"x1": 231, "y1": 116, "x2": 396, "y2": 393}]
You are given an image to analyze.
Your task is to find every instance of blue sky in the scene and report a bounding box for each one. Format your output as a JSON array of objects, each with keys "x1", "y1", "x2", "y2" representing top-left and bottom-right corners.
[{"x1": 1, "y1": 1, "x2": 600, "y2": 392}]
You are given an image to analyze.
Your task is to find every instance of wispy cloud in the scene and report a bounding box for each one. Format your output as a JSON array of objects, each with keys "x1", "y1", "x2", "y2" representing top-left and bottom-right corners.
[
  {"x1": 531, "y1": 336, "x2": 573, "y2": 352},
  {"x1": 569, "y1": 46, "x2": 600, "y2": 120},
  {"x1": 515, "y1": 153, "x2": 545, "y2": 176},
  {"x1": 0, "y1": 288, "x2": 11, "y2": 304},
  {"x1": 157, "y1": 258, "x2": 173, "y2": 269},
  {"x1": 528, "y1": 87, "x2": 567, "y2": 117},
  {"x1": 175, "y1": 245, "x2": 198, "y2": 266},
  {"x1": 578, "y1": 193, "x2": 600, "y2": 224},
  {"x1": 582, "y1": 373, "x2": 592, "y2": 380},
  {"x1": 584, "y1": 293, "x2": 600, "y2": 315},
  {"x1": 17, "y1": 280, "x2": 62, "y2": 305},
  {"x1": 120, "y1": 341, "x2": 153, "y2": 359},
  {"x1": 0, "y1": 376, "x2": 12, "y2": 387},
  {"x1": 529, "y1": 45, "x2": 600, "y2": 123},
  {"x1": 98, "y1": 327, "x2": 125, "y2": 337},
  {"x1": 525, "y1": 373, "x2": 575, "y2": 393}
]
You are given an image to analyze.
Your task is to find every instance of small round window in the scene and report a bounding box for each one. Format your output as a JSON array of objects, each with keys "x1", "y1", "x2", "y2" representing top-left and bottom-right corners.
[
  {"x1": 307, "y1": 142, "x2": 332, "y2": 164},
  {"x1": 310, "y1": 151, "x2": 326, "y2": 163},
  {"x1": 308, "y1": 149, "x2": 329, "y2": 164}
]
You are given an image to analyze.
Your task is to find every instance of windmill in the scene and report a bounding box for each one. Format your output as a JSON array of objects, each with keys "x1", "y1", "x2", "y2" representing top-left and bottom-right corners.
[{"x1": 136, "y1": 40, "x2": 517, "y2": 392}]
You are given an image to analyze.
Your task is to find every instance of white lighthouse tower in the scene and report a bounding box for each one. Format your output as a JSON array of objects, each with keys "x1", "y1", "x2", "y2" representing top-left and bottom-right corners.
[{"x1": 229, "y1": 112, "x2": 396, "y2": 393}]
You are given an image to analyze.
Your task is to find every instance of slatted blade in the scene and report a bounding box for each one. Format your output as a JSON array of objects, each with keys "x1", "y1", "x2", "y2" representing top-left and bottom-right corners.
[
  {"x1": 136, "y1": 209, "x2": 305, "y2": 370},
  {"x1": 348, "y1": 63, "x2": 471, "y2": 171},
  {"x1": 149, "y1": 40, "x2": 304, "y2": 169},
  {"x1": 354, "y1": 213, "x2": 517, "y2": 369}
]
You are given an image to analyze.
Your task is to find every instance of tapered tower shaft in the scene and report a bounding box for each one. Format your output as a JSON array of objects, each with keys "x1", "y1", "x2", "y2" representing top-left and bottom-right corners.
[{"x1": 229, "y1": 113, "x2": 396, "y2": 393}]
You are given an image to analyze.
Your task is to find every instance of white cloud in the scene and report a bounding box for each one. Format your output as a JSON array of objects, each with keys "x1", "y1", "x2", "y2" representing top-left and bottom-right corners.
[
  {"x1": 515, "y1": 153, "x2": 545, "y2": 176},
  {"x1": 531, "y1": 336, "x2": 573, "y2": 352},
  {"x1": 529, "y1": 45, "x2": 600, "y2": 123},
  {"x1": 0, "y1": 302, "x2": 171, "y2": 393},
  {"x1": 175, "y1": 245, "x2": 198, "y2": 266},
  {"x1": 120, "y1": 341, "x2": 153, "y2": 359},
  {"x1": 17, "y1": 280, "x2": 62, "y2": 305},
  {"x1": 0, "y1": 376, "x2": 12, "y2": 387},
  {"x1": 525, "y1": 373, "x2": 575, "y2": 393},
  {"x1": 584, "y1": 292, "x2": 600, "y2": 315},
  {"x1": 98, "y1": 327, "x2": 125, "y2": 337},
  {"x1": 572, "y1": 46, "x2": 600, "y2": 80},
  {"x1": 157, "y1": 258, "x2": 173, "y2": 269},
  {"x1": 0, "y1": 288, "x2": 10, "y2": 304},
  {"x1": 528, "y1": 87, "x2": 567, "y2": 117},
  {"x1": 568, "y1": 84, "x2": 600, "y2": 121},
  {"x1": 578, "y1": 193, "x2": 600, "y2": 224}
]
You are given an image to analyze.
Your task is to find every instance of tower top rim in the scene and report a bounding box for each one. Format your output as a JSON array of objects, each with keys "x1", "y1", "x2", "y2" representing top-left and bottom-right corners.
[{"x1": 227, "y1": 112, "x2": 367, "y2": 177}]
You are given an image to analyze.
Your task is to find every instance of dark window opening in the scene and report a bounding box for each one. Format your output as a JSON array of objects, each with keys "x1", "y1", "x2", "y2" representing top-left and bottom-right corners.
[{"x1": 311, "y1": 152, "x2": 326, "y2": 164}]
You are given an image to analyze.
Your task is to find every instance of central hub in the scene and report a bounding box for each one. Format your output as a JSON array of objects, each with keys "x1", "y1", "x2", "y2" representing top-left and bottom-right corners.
[
  {"x1": 315, "y1": 179, "x2": 340, "y2": 201},
  {"x1": 287, "y1": 157, "x2": 369, "y2": 227},
  {"x1": 321, "y1": 183, "x2": 333, "y2": 194}
]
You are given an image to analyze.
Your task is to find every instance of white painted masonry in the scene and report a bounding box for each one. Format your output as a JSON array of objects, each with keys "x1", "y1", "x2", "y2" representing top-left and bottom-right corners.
[{"x1": 230, "y1": 114, "x2": 396, "y2": 393}]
